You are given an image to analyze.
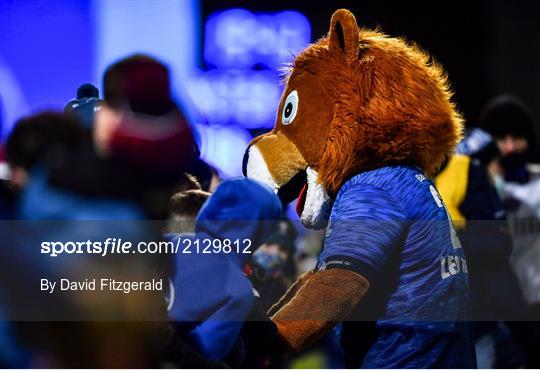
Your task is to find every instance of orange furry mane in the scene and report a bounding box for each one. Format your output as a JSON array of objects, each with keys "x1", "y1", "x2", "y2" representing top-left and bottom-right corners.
[{"x1": 290, "y1": 20, "x2": 463, "y2": 194}]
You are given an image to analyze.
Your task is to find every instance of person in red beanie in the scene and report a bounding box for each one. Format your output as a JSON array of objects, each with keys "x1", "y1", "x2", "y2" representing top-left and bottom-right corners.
[
  {"x1": 40, "y1": 54, "x2": 199, "y2": 219},
  {"x1": 95, "y1": 54, "x2": 197, "y2": 175}
]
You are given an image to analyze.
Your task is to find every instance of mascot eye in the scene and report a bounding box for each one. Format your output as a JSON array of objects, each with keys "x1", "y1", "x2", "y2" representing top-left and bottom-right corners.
[{"x1": 281, "y1": 90, "x2": 299, "y2": 125}]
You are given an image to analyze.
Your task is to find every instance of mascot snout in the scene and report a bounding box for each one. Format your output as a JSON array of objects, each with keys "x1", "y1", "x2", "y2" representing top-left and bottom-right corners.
[{"x1": 243, "y1": 132, "x2": 331, "y2": 229}]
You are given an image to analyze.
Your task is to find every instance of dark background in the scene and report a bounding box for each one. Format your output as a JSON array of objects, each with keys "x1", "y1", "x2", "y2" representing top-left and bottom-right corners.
[{"x1": 203, "y1": 0, "x2": 540, "y2": 158}]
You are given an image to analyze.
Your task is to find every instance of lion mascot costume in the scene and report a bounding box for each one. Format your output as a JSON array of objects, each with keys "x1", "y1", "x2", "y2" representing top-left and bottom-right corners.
[{"x1": 243, "y1": 9, "x2": 476, "y2": 368}]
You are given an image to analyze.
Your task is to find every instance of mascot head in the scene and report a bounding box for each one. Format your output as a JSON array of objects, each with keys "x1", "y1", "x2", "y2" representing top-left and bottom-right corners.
[{"x1": 243, "y1": 9, "x2": 463, "y2": 229}]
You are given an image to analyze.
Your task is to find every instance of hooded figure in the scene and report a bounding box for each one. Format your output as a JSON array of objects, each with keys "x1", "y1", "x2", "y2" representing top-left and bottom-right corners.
[{"x1": 168, "y1": 178, "x2": 282, "y2": 361}]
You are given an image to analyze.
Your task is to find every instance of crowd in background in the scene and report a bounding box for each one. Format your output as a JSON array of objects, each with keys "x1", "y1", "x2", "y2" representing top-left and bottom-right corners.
[{"x1": 0, "y1": 54, "x2": 540, "y2": 368}]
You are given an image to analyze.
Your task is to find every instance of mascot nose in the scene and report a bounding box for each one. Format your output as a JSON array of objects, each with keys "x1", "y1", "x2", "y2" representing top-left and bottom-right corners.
[{"x1": 242, "y1": 144, "x2": 251, "y2": 177}]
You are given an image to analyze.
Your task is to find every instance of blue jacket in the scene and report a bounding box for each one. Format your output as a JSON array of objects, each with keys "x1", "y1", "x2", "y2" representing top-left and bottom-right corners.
[
  {"x1": 18, "y1": 166, "x2": 145, "y2": 220},
  {"x1": 168, "y1": 178, "x2": 282, "y2": 360}
]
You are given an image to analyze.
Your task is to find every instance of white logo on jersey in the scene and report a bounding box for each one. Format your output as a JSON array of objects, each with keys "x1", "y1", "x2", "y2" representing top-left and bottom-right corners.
[
  {"x1": 441, "y1": 255, "x2": 468, "y2": 279},
  {"x1": 415, "y1": 174, "x2": 426, "y2": 182}
]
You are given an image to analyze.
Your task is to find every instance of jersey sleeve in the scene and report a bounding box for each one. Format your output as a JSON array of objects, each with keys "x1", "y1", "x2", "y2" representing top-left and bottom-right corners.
[{"x1": 320, "y1": 183, "x2": 408, "y2": 281}]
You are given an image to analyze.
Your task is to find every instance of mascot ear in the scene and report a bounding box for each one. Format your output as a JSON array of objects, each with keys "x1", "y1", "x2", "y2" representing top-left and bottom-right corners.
[{"x1": 328, "y1": 9, "x2": 360, "y2": 63}]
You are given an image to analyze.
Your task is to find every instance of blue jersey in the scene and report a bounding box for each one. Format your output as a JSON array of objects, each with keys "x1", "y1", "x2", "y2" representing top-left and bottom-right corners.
[{"x1": 317, "y1": 165, "x2": 475, "y2": 368}]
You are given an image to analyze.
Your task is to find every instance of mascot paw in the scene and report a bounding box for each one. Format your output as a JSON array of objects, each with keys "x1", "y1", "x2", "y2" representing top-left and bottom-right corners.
[
  {"x1": 271, "y1": 269, "x2": 369, "y2": 353},
  {"x1": 267, "y1": 269, "x2": 315, "y2": 317}
]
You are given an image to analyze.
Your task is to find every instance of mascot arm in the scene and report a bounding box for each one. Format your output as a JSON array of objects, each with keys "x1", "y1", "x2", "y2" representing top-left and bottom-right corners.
[
  {"x1": 271, "y1": 268, "x2": 369, "y2": 353},
  {"x1": 267, "y1": 269, "x2": 315, "y2": 317}
]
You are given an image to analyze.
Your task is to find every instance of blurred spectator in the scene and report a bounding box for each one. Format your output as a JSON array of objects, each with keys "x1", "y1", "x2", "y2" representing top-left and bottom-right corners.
[
  {"x1": 295, "y1": 229, "x2": 325, "y2": 275},
  {"x1": 98, "y1": 54, "x2": 195, "y2": 181},
  {"x1": 64, "y1": 83, "x2": 103, "y2": 128},
  {"x1": 250, "y1": 220, "x2": 297, "y2": 313},
  {"x1": 165, "y1": 189, "x2": 210, "y2": 234},
  {"x1": 479, "y1": 95, "x2": 535, "y2": 184},
  {"x1": 5, "y1": 112, "x2": 86, "y2": 190},
  {"x1": 167, "y1": 178, "x2": 282, "y2": 363},
  {"x1": 458, "y1": 95, "x2": 535, "y2": 187}
]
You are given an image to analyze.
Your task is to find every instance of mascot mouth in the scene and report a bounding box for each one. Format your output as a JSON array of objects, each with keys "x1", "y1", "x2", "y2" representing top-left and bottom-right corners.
[
  {"x1": 277, "y1": 167, "x2": 332, "y2": 230},
  {"x1": 243, "y1": 143, "x2": 332, "y2": 229},
  {"x1": 275, "y1": 169, "x2": 307, "y2": 215},
  {"x1": 273, "y1": 169, "x2": 311, "y2": 218}
]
